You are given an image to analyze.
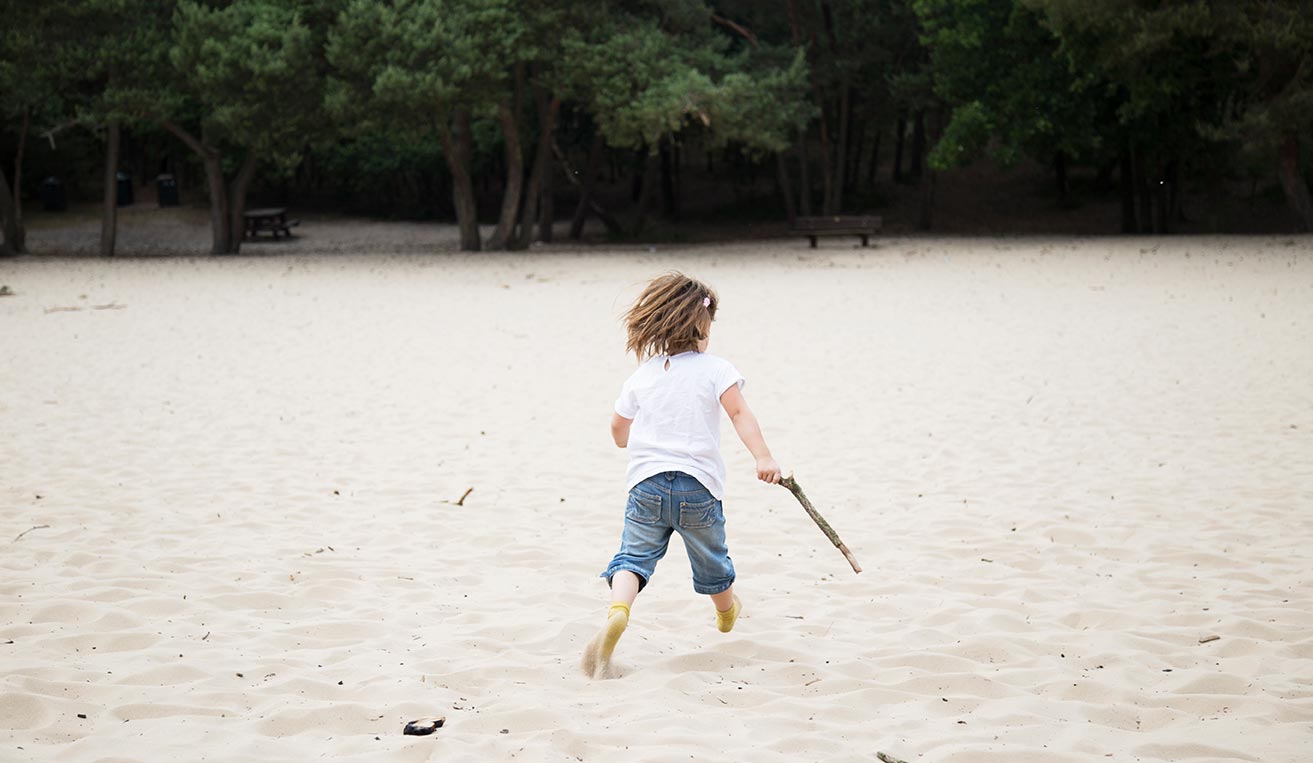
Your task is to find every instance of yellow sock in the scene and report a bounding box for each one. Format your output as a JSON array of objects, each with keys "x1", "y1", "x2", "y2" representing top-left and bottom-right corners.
[
  {"x1": 598, "y1": 603, "x2": 630, "y2": 663},
  {"x1": 715, "y1": 595, "x2": 741, "y2": 633}
]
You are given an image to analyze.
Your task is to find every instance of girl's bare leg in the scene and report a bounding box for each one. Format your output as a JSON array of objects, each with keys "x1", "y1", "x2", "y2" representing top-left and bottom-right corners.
[
  {"x1": 710, "y1": 584, "x2": 741, "y2": 633},
  {"x1": 610, "y1": 570, "x2": 640, "y2": 606}
]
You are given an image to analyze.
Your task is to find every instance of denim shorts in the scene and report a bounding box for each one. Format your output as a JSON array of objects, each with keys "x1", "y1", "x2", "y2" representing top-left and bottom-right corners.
[{"x1": 600, "y1": 471, "x2": 735, "y2": 595}]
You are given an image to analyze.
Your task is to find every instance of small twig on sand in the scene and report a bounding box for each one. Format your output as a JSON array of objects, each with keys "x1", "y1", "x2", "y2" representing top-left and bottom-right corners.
[
  {"x1": 778, "y1": 476, "x2": 861, "y2": 574},
  {"x1": 1199, "y1": 635, "x2": 1220, "y2": 644},
  {"x1": 13, "y1": 525, "x2": 50, "y2": 542},
  {"x1": 877, "y1": 753, "x2": 910, "y2": 763},
  {"x1": 455, "y1": 487, "x2": 474, "y2": 506}
]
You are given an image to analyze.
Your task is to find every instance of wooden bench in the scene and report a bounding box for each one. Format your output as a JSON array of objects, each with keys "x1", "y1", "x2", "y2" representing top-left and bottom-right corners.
[
  {"x1": 792, "y1": 215, "x2": 882, "y2": 248},
  {"x1": 244, "y1": 207, "x2": 300, "y2": 240}
]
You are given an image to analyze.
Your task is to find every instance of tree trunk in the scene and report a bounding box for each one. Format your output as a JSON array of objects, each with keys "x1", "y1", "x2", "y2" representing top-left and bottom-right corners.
[
  {"x1": 909, "y1": 112, "x2": 925, "y2": 182},
  {"x1": 13, "y1": 107, "x2": 28, "y2": 251},
  {"x1": 630, "y1": 151, "x2": 659, "y2": 236},
  {"x1": 1154, "y1": 158, "x2": 1172, "y2": 234},
  {"x1": 819, "y1": 0, "x2": 841, "y2": 214},
  {"x1": 846, "y1": 117, "x2": 864, "y2": 194},
  {"x1": 659, "y1": 136, "x2": 676, "y2": 220},
  {"x1": 832, "y1": 82, "x2": 850, "y2": 214},
  {"x1": 673, "y1": 142, "x2": 682, "y2": 210},
  {"x1": 917, "y1": 112, "x2": 939, "y2": 230},
  {"x1": 537, "y1": 167, "x2": 556, "y2": 243},
  {"x1": 918, "y1": 167, "x2": 937, "y2": 230},
  {"x1": 785, "y1": 0, "x2": 811, "y2": 216},
  {"x1": 511, "y1": 92, "x2": 560, "y2": 250},
  {"x1": 101, "y1": 121, "x2": 121, "y2": 258},
  {"x1": 570, "y1": 132, "x2": 605, "y2": 239},
  {"x1": 1054, "y1": 150, "x2": 1070, "y2": 207},
  {"x1": 1095, "y1": 158, "x2": 1115, "y2": 195},
  {"x1": 227, "y1": 152, "x2": 258, "y2": 254},
  {"x1": 776, "y1": 150, "x2": 797, "y2": 223},
  {"x1": 202, "y1": 154, "x2": 232, "y2": 254},
  {"x1": 631, "y1": 150, "x2": 645, "y2": 203},
  {"x1": 163, "y1": 119, "x2": 236, "y2": 254},
  {"x1": 441, "y1": 110, "x2": 481, "y2": 252},
  {"x1": 488, "y1": 102, "x2": 524, "y2": 249},
  {"x1": 0, "y1": 164, "x2": 17, "y2": 256},
  {"x1": 866, "y1": 129, "x2": 881, "y2": 190},
  {"x1": 1119, "y1": 146, "x2": 1136, "y2": 233},
  {"x1": 818, "y1": 102, "x2": 835, "y2": 214},
  {"x1": 488, "y1": 66, "x2": 526, "y2": 250},
  {"x1": 1168, "y1": 159, "x2": 1185, "y2": 224},
  {"x1": 1277, "y1": 131, "x2": 1313, "y2": 232},
  {"x1": 893, "y1": 114, "x2": 906, "y2": 183},
  {"x1": 1133, "y1": 146, "x2": 1153, "y2": 234},
  {"x1": 796, "y1": 128, "x2": 812, "y2": 215}
]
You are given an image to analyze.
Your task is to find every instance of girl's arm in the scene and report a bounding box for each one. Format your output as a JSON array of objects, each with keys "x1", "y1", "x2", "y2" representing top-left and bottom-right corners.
[
  {"x1": 611, "y1": 412, "x2": 633, "y2": 448},
  {"x1": 719, "y1": 384, "x2": 781, "y2": 483}
]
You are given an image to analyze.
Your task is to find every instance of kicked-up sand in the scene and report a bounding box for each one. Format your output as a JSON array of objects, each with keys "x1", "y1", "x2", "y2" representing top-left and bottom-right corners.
[{"x1": 2, "y1": 232, "x2": 1312, "y2": 762}]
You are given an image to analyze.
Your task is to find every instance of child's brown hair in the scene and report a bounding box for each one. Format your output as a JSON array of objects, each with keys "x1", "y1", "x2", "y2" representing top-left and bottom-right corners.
[{"x1": 624, "y1": 272, "x2": 719, "y2": 360}]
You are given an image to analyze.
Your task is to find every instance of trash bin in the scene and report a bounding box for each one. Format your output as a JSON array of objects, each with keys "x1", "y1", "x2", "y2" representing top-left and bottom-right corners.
[
  {"x1": 115, "y1": 171, "x2": 133, "y2": 207},
  {"x1": 39, "y1": 177, "x2": 66, "y2": 212},
  {"x1": 156, "y1": 174, "x2": 179, "y2": 207}
]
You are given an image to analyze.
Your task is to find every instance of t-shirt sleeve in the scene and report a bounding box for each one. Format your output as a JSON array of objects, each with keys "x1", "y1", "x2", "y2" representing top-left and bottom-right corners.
[
  {"x1": 614, "y1": 376, "x2": 639, "y2": 419},
  {"x1": 714, "y1": 359, "x2": 746, "y2": 398}
]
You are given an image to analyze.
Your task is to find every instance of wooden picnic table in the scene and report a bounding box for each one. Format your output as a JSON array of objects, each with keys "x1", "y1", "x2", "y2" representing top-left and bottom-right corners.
[{"x1": 243, "y1": 207, "x2": 300, "y2": 240}]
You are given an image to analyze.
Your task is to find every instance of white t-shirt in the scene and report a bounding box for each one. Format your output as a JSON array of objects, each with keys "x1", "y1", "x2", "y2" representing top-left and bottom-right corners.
[{"x1": 615, "y1": 351, "x2": 745, "y2": 500}]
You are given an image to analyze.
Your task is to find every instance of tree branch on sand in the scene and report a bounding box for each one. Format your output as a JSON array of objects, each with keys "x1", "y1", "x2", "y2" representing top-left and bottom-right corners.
[
  {"x1": 777, "y1": 476, "x2": 861, "y2": 574},
  {"x1": 13, "y1": 525, "x2": 50, "y2": 543}
]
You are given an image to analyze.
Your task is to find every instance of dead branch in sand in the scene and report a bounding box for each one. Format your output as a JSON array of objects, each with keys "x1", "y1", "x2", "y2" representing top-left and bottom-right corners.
[{"x1": 13, "y1": 525, "x2": 50, "y2": 542}]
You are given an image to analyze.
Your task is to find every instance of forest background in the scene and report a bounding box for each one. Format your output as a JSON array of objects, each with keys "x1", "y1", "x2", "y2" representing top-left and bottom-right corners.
[{"x1": 1, "y1": 0, "x2": 1310, "y2": 256}]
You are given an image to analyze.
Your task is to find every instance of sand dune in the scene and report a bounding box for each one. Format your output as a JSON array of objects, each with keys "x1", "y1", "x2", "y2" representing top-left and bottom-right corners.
[{"x1": 2, "y1": 234, "x2": 1311, "y2": 762}]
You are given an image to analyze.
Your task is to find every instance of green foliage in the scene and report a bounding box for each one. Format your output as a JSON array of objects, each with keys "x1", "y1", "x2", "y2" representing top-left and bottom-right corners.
[
  {"x1": 312, "y1": 127, "x2": 448, "y2": 217},
  {"x1": 170, "y1": 1, "x2": 324, "y2": 173},
  {"x1": 1023, "y1": 0, "x2": 1229, "y2": 157},
  {"x1": 0, "y1": 0, "x2": 94, "y2": 128},
  {"x1": 325, "y1": 0, "x2": 525, "y2": 132},
  {"x1": 1202, "y1": 1, "x2": 1313, "y2": 154},
  {"x1": 705, "y1": 48, "x2": 814, "y2": 154},
  {"x1": 561, "y1": 6, "x2": 811, "y2": 154},
  {"x1": 916, "y1": 0, "x2": 1105, "y2": 171}
]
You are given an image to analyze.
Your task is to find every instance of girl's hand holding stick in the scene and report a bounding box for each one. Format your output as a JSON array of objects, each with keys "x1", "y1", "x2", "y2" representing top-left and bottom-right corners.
[{"x1": 778, "y1": 475, "x2": 862, "y2": 574}]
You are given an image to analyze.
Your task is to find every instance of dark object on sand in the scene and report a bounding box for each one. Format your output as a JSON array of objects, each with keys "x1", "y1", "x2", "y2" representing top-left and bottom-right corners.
[
  {"x1": 39, "y1": 177, "x2": 66, "y2": 212},
  {"x1": 116, "y1": 171, "x2": 133, "y2": 207},
  {"x1": 778, "y1": 476, "x2": 862, "y2": 574},
  {"x1": 157, "y1": 174, "x2": 179, "y2": 207},
  {"x1": 403, "y1": 717, "x2": 445, "y2": 735}
]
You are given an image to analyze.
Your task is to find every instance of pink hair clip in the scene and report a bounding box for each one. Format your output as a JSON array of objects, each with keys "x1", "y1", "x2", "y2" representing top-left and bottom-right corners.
[{"x1": 702, "y1": 297, "x2": 711, "y2": 308}]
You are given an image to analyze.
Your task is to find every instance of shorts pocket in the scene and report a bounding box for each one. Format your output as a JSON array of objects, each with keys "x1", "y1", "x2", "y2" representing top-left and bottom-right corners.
[
  {"x1": 678, "y1": 497, "x2": 719, "y2": 530},
  {"x1": 625, "y1": 490, "x2": 663, "y2": 525}
]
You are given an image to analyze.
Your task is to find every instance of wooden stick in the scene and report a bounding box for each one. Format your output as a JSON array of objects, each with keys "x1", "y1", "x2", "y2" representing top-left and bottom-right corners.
[
  {"x1": 778, "y1": 476, "x2": 861, "y2": 574},
  {"x1": 12, "y1": 525, "x2": 50, "y2": 543},
  {"x1": 455, "y1": 487, "x2": 474, "y2": 506},
  {"x1": 876, "y1": 753, "x2": 910, "y2": 763}
]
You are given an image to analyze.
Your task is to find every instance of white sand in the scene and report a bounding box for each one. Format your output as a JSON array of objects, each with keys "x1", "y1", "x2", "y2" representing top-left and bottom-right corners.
[{"x1": 2, "y1": 234, "x2": 1312, "y2": 762}]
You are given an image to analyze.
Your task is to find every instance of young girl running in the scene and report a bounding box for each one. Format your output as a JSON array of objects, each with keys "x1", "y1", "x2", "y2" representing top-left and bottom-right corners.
[{"x1": 582, "y1": 272, "x2": 781, "y2": 679}]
